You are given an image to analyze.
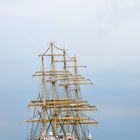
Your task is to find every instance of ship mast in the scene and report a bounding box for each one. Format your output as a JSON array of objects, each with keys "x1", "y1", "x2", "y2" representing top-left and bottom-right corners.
[
  {"x1": 74, "y1": 56, "x2": 80, "y2": 138},
  {"x1": 63, "y1": 49, "x2": 70, "y2": 133},
  {"x1": 41, "y1": 56, "x2": 47, "y2": 131}
]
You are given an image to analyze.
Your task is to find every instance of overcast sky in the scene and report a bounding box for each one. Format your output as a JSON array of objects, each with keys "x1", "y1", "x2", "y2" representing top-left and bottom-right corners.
[{"x1": 0, "y1": 0, "x2": 140, "y2": 140}]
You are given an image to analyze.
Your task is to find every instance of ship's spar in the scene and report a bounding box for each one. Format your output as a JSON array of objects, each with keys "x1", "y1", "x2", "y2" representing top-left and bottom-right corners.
[{"x1": 27, "y1": 42, "x2": 97, "y2": 140}]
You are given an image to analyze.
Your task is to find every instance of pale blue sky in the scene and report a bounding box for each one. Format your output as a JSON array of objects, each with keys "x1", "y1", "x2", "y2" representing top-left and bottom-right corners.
[{"x1": 0, "y1": 0, "x2": 140, "y2": 140}]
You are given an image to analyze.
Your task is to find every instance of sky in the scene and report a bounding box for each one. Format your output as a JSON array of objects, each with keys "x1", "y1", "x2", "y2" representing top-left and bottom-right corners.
[{"x1": 0, "y1": 0, "x2": 140, "y2": 140}]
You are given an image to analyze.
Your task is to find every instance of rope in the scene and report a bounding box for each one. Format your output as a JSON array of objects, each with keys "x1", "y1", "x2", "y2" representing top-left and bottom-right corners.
[
  {"x1": 42, "y1": 45, "x2": 51, "y2": 55},
  {"x1": 53, "y1": 44, "x2": 64, "y2": 51}
]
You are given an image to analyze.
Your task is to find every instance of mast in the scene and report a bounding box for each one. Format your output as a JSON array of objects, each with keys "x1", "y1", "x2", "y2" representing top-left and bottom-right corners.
[
  {"x1": 41, "y1": 56, "x2": 47, "y2": 130},
  {"x1": 73, "y1": 55, "x2": 80, "y2": 138},
  {"x1": 50, "y1": 42, "x2": 57, "y2": 136},
  {"x1": 63, "y1": 49, "x2": 70, "y2": 133}
]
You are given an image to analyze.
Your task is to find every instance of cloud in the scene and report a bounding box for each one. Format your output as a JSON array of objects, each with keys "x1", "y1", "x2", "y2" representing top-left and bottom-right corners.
[
  {"x1": 0, "y1": 0, "x2": 97, "y2": 17},
  {"x1": 0, "y1": 0, "x2": 138, "y2": 19},
  {"x1": 99, "y1": 103, "x2": 140, "y2": 119}
]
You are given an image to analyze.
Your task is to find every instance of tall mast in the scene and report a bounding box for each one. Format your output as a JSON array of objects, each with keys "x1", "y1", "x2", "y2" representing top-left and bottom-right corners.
[
  {"x1": 50, "y1": 42, "x2": 57, "y2": 136},
  {"x1": 73, "y1": 55, "x2": 80, "y2": 138},
  {"x1": 63, "y1": 49, "x2": 70, "y2": 133},
  {"x1": 41, "y1": 56, "x2": 47, "y2": 130}
]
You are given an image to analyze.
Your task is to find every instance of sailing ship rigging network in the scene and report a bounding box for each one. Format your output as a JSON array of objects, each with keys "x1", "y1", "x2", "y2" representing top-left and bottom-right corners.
[{"x1": 26, "y1": 42, "x2": 98, "y2": 140}]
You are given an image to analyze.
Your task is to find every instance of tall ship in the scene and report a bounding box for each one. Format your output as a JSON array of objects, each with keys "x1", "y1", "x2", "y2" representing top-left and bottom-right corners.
[{"x1": 26, "y1": 42, "x2": 98, "y2": 140}]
